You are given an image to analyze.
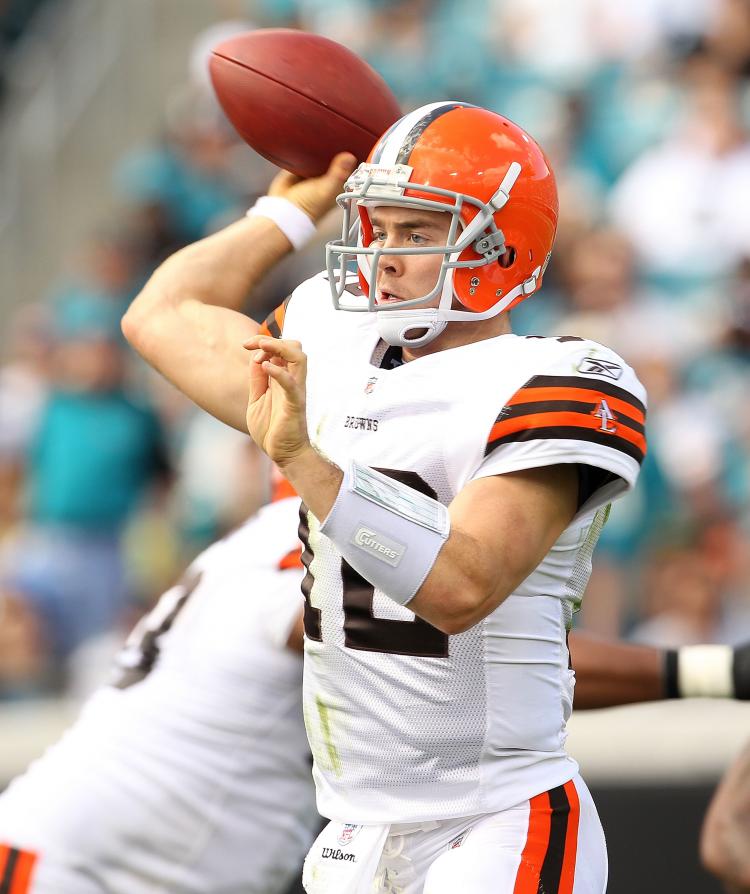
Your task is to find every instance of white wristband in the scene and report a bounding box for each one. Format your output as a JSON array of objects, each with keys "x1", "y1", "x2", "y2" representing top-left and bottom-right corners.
[
  {"x1": 678, "y1": 644, "x2": 733, "y2": 698},
  {"x1": 320, "y1": 461, "x2": 450, "y2": 607},
  {"x1": 246, "y1": 196, "x2": 316, "y2": 251}
]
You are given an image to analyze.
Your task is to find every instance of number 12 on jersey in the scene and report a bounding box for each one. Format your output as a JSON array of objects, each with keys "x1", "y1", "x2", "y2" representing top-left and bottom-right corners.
[{"x1": 298, "y1": 469, "x2": 449, "y2": 659}]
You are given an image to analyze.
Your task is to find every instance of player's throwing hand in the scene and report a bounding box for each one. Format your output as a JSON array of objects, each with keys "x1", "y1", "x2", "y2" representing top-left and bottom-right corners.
[
  {"x1": 268, "y1": 152, "x2": 357, "y2": 223},
  {"x1": 244, "y1": 335, "x2": 312, "y2": 468}
]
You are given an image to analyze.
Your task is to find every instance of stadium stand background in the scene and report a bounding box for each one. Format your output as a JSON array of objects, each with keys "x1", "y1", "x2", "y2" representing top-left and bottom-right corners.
[{"x1": 2, "y1": 1, "x2": 750, "y2": 890}]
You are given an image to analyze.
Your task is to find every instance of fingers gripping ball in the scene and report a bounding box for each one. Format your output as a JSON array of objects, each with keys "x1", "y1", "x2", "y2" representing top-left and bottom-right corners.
[{"x1": 209, "y1": 29, "x2": 402, "y2": 178}]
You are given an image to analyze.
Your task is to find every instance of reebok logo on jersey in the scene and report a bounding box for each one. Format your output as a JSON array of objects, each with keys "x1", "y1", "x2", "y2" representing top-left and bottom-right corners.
[
  {"x1": 352, "y1": 527, "x2": 405, "y2": 567},
  {"x1": 321, "y1": 847, "x2": 357, "y2": 863},
  {"x1": 577, "y1": 357, "x2": 623, "y2": 380}
]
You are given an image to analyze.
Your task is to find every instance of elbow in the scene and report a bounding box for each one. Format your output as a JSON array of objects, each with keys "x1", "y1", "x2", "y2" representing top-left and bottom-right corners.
[
  {"x1": 700, "y1": 811, "x2": 750, "y2": 888},
  {"x1": 121, "y1": 281, "x2": 164, "y2": 357},
  {"x1": 120, "y1": 303, "x2": 142, "y2": 349},
  {"x1": 424, "y1": 581, "x2": 496, "y2": 636},
  {"x1": 435, "y1": 615, "x2": 478, "y2": 636}
]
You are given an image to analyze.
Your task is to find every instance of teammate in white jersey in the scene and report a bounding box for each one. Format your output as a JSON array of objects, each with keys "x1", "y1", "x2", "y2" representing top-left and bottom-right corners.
[
  {"x1": 0, "y1": 489, "x2": 318, "y2": 894},
  {"x1": 119, "y1": 101, "x2": 706, "y2": 893}
]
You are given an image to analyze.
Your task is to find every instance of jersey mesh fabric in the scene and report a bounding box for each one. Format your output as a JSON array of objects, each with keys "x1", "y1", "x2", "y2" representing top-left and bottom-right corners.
[{"x1": 564, "y1": 505, "x2": 610, "y2": 621}]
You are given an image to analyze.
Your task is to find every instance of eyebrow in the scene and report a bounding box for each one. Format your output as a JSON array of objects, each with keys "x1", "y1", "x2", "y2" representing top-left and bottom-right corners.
[{"x1": 370, "y1": 214, "x2": 445, "y2": 231}]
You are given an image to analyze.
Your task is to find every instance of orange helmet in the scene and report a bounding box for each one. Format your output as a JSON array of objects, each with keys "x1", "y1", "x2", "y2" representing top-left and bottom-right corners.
[{"x1": 326, "y1": 101, "x2": 558, "y2": 347}]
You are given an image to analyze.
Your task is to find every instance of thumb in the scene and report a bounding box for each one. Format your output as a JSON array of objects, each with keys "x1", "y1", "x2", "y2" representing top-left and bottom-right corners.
[{"x1": 326, "y1": 152, "x2": 358, "y2": 184}]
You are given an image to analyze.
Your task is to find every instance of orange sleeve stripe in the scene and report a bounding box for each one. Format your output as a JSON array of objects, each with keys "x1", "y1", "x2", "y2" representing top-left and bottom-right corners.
[
  {"x1": 278, "y1": 546, "x2": 304, "y2": 571},
  {"x1": 9, "y1": 849, "x2": 37, "y2": 894},
  {"x1": 508, "y1": 386, "x2": 645, "y2": 426},
  {"x1": 0, "y1": 845, "x2": 38, "y2": 894},
  {"x1": 488, "y1": 410, "x2": 647, "y2": 454},
  {"x1": 513, "y1": 791, "x2": 552, "y2": 893},
  {"x1": 258, "y1": 298, "x2": 289, "y2": 339},
  {"x1": 559, "y1": 780, "x2": 581, "y2": 894},
  {"x1": 274, "y1": 303, "x2": 286, "y2": 333}
]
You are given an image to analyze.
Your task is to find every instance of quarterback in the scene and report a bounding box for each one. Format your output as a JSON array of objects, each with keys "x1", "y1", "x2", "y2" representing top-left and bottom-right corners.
[{"x1": 121, "y1": 101, "x2": 662, "y2": 892}]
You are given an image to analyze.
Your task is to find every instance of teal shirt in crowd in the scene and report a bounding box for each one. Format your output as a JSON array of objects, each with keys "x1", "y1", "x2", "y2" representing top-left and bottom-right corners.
[{"x1": 26, "y1": 391, "x2": 168, "y2": 531}]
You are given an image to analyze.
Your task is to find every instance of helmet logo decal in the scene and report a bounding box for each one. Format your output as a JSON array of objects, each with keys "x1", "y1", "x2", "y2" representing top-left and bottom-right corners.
[{"x1": 347, "y1": 163, "x2": 413, "y2": 200}]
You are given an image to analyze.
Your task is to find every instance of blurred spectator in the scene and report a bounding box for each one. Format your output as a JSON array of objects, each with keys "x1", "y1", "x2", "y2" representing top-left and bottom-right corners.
[
  {"x1": 0, "y1": 304, "x2": 52, "y2": 538},
  {"x1": 0, "y1": 0, "x2": 55, "y2": 103},
  {"x1": 632, "y1": 543, "x2": 728, "y2": 646},
  {"x1": 609, "y1": 52, "x2": 750, "y2": 292},
  {"x1": 631, "y1": 514, "x2": 750, "y2": 646},
  {"x1": 0, "y1": 291, "x2": 171, "y2": 697},
  {"x1": 704, "y1": 0, "x2": 750, "y2": 75},
  {"x1": 171, "y1": 413, "x2": 270, "y2": 550}
]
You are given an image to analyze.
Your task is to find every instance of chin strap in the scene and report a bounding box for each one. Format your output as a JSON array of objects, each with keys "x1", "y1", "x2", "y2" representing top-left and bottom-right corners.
[{"x1": 376, "y1": 309, "x2": 448, "y2": 348}]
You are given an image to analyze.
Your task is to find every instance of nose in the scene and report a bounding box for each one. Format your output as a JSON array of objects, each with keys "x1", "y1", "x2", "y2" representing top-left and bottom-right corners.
[{"x1": 376, "y1": 245, "x2": 404, "y2": 277}]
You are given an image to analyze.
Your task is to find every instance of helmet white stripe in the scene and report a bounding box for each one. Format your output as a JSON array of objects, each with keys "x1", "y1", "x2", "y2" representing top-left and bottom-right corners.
[{"x1": 374, "y1": 101, "x2": 463, "y2": 166}]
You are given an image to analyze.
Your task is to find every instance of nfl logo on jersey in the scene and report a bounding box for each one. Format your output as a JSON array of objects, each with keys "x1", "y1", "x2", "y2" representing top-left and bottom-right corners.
[
  {"x1": 337, "y1": 824, "x2": 361, "y2": 847},
  {"x1": 365, "y1": 377, "x2": 377, "y2": 394}
]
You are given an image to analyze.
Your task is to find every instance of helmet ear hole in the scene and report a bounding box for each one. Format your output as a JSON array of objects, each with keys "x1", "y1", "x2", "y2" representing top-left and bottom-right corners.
[{"x1": 498, "y1": 246, "x2": 516, "y2": 269}]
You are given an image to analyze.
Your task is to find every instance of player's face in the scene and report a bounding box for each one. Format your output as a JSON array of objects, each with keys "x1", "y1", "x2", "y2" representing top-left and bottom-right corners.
[{"x1": 369, "y1": 207, "x2": 451, "y2": 307}]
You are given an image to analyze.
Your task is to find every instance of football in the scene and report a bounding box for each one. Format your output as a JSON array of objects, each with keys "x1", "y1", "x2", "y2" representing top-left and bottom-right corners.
[{"x1": 209, "y1": 29, "x2": 402, "y2": 179}]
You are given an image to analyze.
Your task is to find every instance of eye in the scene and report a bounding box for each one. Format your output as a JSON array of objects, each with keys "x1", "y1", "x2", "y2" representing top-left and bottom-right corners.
[
  {"x1": 409, "y1": 233, "x2": 428, "y2": 245},
  {"x1": 371, "y1": 230, "x2": 386, "y2": 242}
]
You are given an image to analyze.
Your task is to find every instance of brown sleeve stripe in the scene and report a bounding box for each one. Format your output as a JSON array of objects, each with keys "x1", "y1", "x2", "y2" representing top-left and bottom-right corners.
[
  {"x1": 516, "y1": 374, "x2": 646, "y2": 415},
  {"x1": 513, "y1": 780, "x2": 580, "y2": 894},
  {"x1": 487, "y1": 419, "x2": 646, "y2": 464},
  {"x1": 258, "y1": 295, "x2": 292, "y2": 339},
  {"x1": 0, "y1": 845, "x2": 37, "y2": 894}
]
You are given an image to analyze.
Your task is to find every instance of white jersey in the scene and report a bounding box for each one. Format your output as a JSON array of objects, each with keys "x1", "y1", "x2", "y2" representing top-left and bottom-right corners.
[
  {"x1": 271, "y1": 272, "x2": 646, "y2": 825},
  {"x1": 0, "y1": 498, "x2": 317, "y2": 894}
]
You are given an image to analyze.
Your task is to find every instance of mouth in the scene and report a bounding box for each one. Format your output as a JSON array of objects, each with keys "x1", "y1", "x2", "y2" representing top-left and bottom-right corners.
[{"x1": 376, "y1": 289, "x2": 405, "y2": 305}]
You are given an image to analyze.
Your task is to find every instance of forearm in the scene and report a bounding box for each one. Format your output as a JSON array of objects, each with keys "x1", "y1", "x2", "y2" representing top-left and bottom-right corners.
[
  {"x1": 281, "y1": 445, "x2": 343, "y2": 521},
  {"x1": 570, "y1": 632, "x2": 664, "y2": 709},
  {"x1": 280, "y1": 447, "x2": 474, "y2": 630}
]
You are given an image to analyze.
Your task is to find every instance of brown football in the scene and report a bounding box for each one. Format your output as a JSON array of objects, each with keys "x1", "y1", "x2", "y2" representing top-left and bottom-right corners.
[{"x1": 209, "y1": 29, "x2": 402, "y2": 178}]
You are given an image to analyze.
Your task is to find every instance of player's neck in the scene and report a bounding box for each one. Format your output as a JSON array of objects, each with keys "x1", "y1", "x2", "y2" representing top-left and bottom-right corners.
[{"x1": 402, "y1": 312, "x2": 513, "y2": 363}]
